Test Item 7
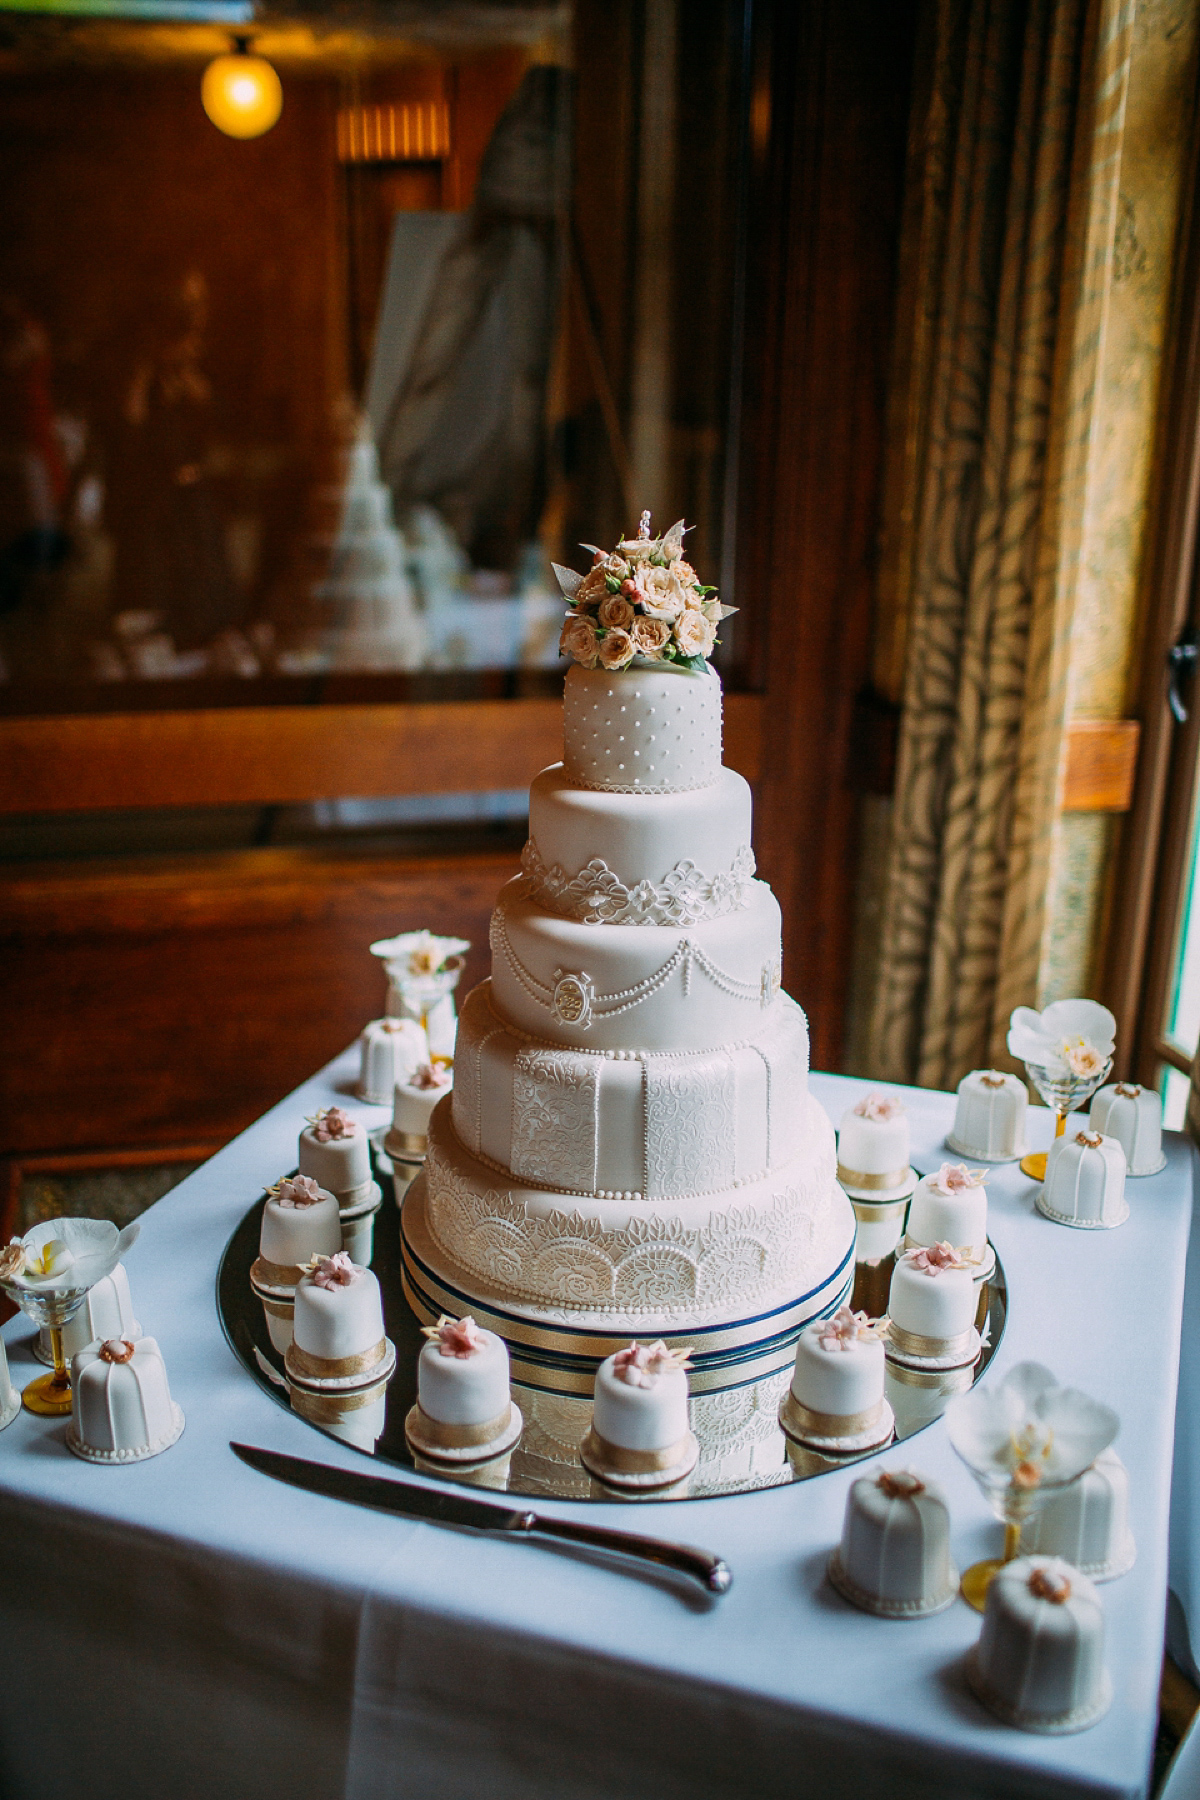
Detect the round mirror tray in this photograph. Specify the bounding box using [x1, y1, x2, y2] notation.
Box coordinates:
[219, 1184, 1005, 1505]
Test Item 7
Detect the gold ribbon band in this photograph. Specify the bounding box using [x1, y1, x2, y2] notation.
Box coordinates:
[251, 1255, 302, 1290]
[850, 1196, 910, 1224]
[290, 1380, 388, 1423]
[331, 1178, 377, 1210]
[286, 1337, 387, 1380]
[581, 1426, 692, 1475]
[385, 1131, 428, 1158]
[887, 1322, 976, 1360]
[411, 1403, 513, 1449]
[782, 1392, 884, 1437]
[837, 1163, 911, 1192]
[258, 1294, 294, 1320]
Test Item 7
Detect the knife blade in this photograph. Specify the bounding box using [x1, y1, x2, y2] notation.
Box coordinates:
[231, 1441, 732, 1595]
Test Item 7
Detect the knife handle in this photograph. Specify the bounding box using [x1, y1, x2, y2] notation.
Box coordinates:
[521, 1512, 732, 1594]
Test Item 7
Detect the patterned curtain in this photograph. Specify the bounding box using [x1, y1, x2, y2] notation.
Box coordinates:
[867, 0, 1133, 1088]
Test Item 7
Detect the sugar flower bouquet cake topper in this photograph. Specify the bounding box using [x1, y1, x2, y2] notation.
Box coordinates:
[852, 1093, 905, 1122]
[306, 1107, 358, 1142]
[1007, 999, 1116, 1080]
[612, 1339, 694, 1387]
[553, 510, 736, 673]
[305, 1251, 361, 1288]
[422, 1313, 486, 1358]
[268, 1175, 325, 1208]
[930, 1161, 988, 1195]
[410, 1061, 452, 1091]
[817, 1305, 883, 1351]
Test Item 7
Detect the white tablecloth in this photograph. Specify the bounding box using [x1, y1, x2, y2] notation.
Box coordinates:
[0, 1056, 1192, 1800]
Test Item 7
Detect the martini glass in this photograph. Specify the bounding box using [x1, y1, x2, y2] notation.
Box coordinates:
[0, 1219, 123, 1415]
[1018, 1055, 1112, 1182]
[946, 1360, 1118, 1611]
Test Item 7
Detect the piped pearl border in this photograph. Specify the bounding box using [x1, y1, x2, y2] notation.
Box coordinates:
[66, 1401, 185, 1464]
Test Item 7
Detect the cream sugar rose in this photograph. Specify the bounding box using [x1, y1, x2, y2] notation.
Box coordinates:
[885, 1242, 980, 1368]
[285, 1251, 394, 1389]
[581, 1340, 699, 1490]
[405, 1314, 522, 1464]
[780, 1305, 893, 1451]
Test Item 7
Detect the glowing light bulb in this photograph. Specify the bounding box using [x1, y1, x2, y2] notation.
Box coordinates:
[202, 39, 282, 140]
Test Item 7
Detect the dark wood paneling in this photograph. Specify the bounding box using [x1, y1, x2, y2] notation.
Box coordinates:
[0, 847, 515, 1156]
[739, 0, 917, 1070]
[0, 694, 764, 814]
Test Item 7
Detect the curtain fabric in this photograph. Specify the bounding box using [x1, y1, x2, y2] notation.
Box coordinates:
[867, 0, 1133, 1088]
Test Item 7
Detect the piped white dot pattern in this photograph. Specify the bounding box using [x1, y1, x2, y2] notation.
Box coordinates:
[563, 664, 723, 793]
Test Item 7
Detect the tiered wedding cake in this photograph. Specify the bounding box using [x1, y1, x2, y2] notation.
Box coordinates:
[400, 515, 855, 1392]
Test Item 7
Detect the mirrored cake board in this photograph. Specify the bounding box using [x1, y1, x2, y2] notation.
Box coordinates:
[218, 1179, 1006, 1505]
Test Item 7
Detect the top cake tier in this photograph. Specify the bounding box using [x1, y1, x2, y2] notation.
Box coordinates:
[562, 663, 722, 793]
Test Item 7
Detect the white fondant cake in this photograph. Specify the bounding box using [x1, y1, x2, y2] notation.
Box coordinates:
[299, 1109, 373, 1206]
[0, 1336, 18, 1430]
[906, 1164, 988, 1258]
[406, 1314, 521, 1462]
[836, 1094, 912, 1197]
[292, 1254, 384, 1362]
[968, 1557, 1110, 1732]
[388, 1062, 453, 1155]
[1089, 1082, 1164, 1175]
[829, 1467, 957, 1616]
[359, 1016, 429, 1105]
[1021, 1447, 1135, 1579]
[949, 1069, 1027, 1160]
[258, 1177, 342, 1276]
[67, 1336, 184, 1463]
[401, 646, 854, 1389]
[1040, 1130, 1128, 1229]
[581, 1340, 698, 1487]
[886, 1244, 978, 1363]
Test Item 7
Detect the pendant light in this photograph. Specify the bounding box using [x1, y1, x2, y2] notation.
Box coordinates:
[202, 35, 282, 140]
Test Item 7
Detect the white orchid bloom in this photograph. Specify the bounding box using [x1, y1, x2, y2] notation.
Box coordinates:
[0, 1218, 121, 1296]
[1007, 999, 1116, 1078]
[946, 1361, 1118, 1493]
[370, 930, 470, 987]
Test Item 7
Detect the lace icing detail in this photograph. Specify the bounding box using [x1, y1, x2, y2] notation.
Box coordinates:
[491, 908, 776, 1025]
[519, 837, 756, 927]
[510, 1050, 599, 1192]
[644, 1054, 737, 1194]
[425, 1133, 830, 1317]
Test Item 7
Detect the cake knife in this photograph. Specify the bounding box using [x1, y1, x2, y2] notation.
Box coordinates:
[231, 1442, 732, 1594]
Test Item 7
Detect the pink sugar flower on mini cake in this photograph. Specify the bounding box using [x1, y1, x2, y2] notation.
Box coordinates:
[411, 1062, 452, 1091]
[818, 1305, 877, 1352]
[272, 1175, 324, 1208]
[612, 1340, 693, 1387]
[852, 1093, 905, 1123]
[905, 1241, 964, 1275]
[930, 1162, 987, 1195]
[308, 1107, 356, 1143]
[309, 1252, 360, 1289]
[421, 1314, 485, 1358]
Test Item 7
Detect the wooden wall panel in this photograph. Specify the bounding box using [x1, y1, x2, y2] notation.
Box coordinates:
[0, 848, 515, 1157]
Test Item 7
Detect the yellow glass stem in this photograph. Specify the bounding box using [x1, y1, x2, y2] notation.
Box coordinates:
[1055, 1110, 1068, 1138]
[1003, 1520, 1022, 1562]
[48, 1326, 69, 1394]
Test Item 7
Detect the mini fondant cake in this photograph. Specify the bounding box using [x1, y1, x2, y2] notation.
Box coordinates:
[37, 1261, 141, 1367]
[837, 1093, 914, 1199]
[906, 1163, 989, 1261]
[299, 1108, 374, 1208]
[359, 1016, 429, 1105]
[967, 1557, 1111, 1732]
[257, 1176, 342, 1277]
[405, 1313, 522, 1463]
[886, 1243, 979, 1367]
[0, 1336, 18, 1431]
[1021, 1447, 1135, 1580]
[67, 1336, 184, 1464]
[948, 1069, 1027, 1161]
[828, 1467, 957, 1616]
[580, 1340, 699, 1489]
[385, 1061, 453, 1160]
[285, 1252, 392, 1388]
[779, 1305, 892, 1450]
[1039, 1130, 1128, 1230]
[1089, 1082, 1165, 1176]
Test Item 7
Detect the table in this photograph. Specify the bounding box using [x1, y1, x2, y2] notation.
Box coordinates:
[0, 1056, 1192, 1800]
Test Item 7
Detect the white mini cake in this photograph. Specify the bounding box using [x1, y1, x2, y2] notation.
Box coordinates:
[67, 1336, 184, 1464]
[828, 1467, 957, 1616]
[385, 1062, 453, 1159]
[1021, 1447, 1135, 1580]
[299, 1108, 374, 1208]
[906, 1163, 990, 1269]
[405, 1314, 522, 1463]
[256, 1176, 342, 1278]
[581, 1340, 699, 1488]
[780, 1305, 892, 1450]
[886, 1243, 979, 1367]
[285, 1252, 392, 1391]
[37, 1261, 141, 1366]
[1039, 1130, 1128, 1229]
[837, 1093, 914, 1199]
[967, 1557, 1111, 1733]
[0, 1336, 18, 1431]
[1089, 1082, 1165, 1176]
[359, 1016, 428, 1105]
[948, 1069, 1027, 1161]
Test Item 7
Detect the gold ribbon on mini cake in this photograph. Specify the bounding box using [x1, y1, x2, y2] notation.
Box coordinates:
[837, 1163, 911, 1192]
[386, 1130, 428, 1158]
[885, 1323, 977, 1360]
[250, 1254, 304, 1290]
[286, 1338, 387, 1380]
[780, 1393, 884, 1438]
[411, 1404, 513, 1449]
[291, 1381, 389, 1423]
[581, 1427, 692, 1475]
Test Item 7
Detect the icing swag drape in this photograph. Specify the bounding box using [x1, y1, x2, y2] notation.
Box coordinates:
[866, 0, 1133, 1088]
